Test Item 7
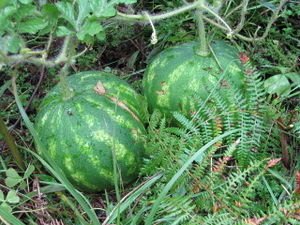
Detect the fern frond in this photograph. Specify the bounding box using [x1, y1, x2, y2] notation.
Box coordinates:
[154, 195, 196, 225]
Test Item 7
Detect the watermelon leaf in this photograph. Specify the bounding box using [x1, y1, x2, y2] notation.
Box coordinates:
[56, 26, 75, 37]
[76, 0, 91, 27]
[90, 0, 137, 17]
[77, 19, 104, 40]
[18, 0, 33, 4]
[55, 1, 76, 29]
[19, 17, 48, 34]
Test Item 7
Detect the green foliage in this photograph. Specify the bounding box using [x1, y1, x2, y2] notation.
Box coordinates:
[0, 0, 299, 224]
[126, 62, 298, 224]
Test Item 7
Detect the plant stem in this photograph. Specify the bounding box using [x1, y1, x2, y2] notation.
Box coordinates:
[199, 2, 233, 35]
[0, 115, 25, 170]
[233, 0, 249, 33]
[202, 0, 287, 41]
[116, 1, 200, 22]
[56, 36, 75, 101]
[195, 9, 209, 56]
[59, 63, 74, 101]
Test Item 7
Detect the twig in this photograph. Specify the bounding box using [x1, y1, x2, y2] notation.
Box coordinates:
[202, 0, 288, 41]
[233, 0, 249, 34]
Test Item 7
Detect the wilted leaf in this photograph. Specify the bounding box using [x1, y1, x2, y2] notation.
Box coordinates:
[267, 158, 281, 168]
[245, 216, 268, 224]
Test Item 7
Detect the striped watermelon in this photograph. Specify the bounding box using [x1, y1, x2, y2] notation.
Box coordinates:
[143, 40, 244, 121]
[35, 72, 146, 192]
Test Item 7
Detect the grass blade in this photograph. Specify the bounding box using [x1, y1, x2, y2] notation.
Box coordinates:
[104, 172, 163, 224]
[0, 80, 12, 97]
[0, 206, 25, 225]
[145, 129, 240, 225]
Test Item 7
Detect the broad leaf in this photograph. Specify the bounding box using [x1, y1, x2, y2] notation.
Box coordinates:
[0, 0, 8, 9]
[284, 72, 300, 85]
[96, 31, 106, 41]
[77, 19, 104, 40]
[264, 75, 291, 96]
[56, 26, 75, 37]
[0, 36, 9, 54]
[6, 168, 21, 179]
[6, 190, 20, 204]
[18, 0, 33, 4]
[19, 17, 47, 34]
[5, 177, 22, 187]
[90, 0, 136, 17]
[15, 4, 36, 21]
[2, 5, 17, 17]
[76, 0, 91, 27]
[8, 35, 21, 53]
[42, 4, 60, 20]
[56, 1, 76, 28]
[260, 1, 276, 12]
[5, 168, 22, 187]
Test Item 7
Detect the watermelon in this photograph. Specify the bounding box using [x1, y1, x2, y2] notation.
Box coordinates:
[35, 72, 146, 192]
[143, 40, 244, 121]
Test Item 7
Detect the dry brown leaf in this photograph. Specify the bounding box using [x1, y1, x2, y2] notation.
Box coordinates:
[267, 158, 281, 168]
[245, 216, 268, 225]
[295, 171, 300, 194]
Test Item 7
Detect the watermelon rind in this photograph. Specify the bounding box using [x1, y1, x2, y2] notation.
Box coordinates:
[143, 40, 244, 121]
[35, 72, 146, 192]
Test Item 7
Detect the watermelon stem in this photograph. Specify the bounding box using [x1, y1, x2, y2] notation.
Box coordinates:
[57, 36, 76, 100]
[60, 63, 74, 101]
[195, 9, 209, 56]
